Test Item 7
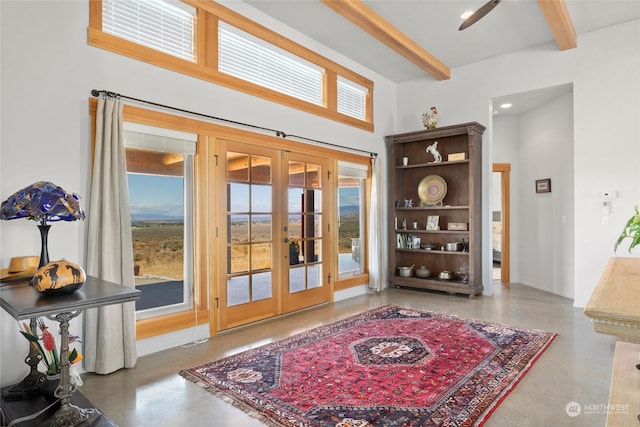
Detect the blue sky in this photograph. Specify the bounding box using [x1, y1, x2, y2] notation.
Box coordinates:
[128, 173, 184, 219]
[128, 175, 360, 220]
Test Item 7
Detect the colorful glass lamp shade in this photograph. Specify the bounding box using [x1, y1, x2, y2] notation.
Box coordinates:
[0, 181, 85, 268]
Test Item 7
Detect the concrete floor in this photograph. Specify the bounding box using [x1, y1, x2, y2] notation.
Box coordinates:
[79, 283, 619, 427]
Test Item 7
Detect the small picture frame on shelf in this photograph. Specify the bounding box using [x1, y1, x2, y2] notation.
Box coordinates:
[535, 178, 551, 193]
[426, 215, 440, 231]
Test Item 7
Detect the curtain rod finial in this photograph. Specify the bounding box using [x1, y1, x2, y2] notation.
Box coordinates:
[91, 89, 101, 97]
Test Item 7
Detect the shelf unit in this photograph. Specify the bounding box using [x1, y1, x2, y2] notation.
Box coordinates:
[385, 122, 485, 298]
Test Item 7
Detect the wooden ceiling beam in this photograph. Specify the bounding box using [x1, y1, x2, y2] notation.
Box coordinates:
[537, 0, 577, 50]
[321, 0, 450, 80]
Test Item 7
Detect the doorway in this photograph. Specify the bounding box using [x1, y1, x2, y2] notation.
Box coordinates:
[216, 141, 332, 330]
[492, 163, 510, 283]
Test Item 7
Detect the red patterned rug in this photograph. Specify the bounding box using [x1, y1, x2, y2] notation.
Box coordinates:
[180, 305, 556, 426]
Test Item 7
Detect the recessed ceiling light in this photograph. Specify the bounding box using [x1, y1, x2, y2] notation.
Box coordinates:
[500, 103, 512, 109]
[460, 11, 474, 20]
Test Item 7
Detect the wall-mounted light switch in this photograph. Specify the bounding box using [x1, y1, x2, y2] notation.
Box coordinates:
[602, 201, 611, 214]
[601, 191, 618, 200]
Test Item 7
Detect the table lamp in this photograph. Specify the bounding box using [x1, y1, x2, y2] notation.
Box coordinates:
[0, 181, 84, 400]
[0, 181, 85, 268]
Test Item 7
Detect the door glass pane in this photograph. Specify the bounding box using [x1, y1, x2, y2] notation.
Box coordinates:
[229, 214, 249, 243]
[251, 156, 271, 184]
[289, 161, 305, 186]
[229, 244, 249, 273]
[306, 163, 320, 188]
[228, 275, 250, 306]
[251, 185, 271, 212]
[252, 271, 272, 301]
[288, 239, 301, 265]
[251, 243, 272, 270]
[288, 216, 302, 239]
[289, 267, 305, 293]
[313, 214, 322, 237]
[251, 214, 272, 243]
[307, 264, 321, 289]
[313, 189, 321, 212]
[313, 239, 322, 262]
[228, 183, 249, 212]
[227, 152, 249, 181]
[288, 188, 303, 213]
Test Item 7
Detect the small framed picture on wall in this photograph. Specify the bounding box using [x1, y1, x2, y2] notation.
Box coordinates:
[535, 178, 551, 193]
[426, 215, 440, 231]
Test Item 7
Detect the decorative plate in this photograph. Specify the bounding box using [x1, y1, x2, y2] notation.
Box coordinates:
[418, 175, 447, 206]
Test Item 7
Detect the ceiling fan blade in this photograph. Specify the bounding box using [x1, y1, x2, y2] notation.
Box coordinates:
[459, 0, 502, 31]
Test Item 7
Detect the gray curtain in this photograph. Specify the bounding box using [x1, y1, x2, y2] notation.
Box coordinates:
[84, 96, 137, 374]
[368, 156, 386, 292]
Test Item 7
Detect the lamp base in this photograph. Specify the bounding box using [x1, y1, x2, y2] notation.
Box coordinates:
[3, 317, 46, 401]
[39, 403, 102, 427]
[2, 369, 45, 401]
[38, 224, 51, 268]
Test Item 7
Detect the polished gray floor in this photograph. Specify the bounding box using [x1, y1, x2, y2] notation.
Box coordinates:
[80, 283, 618, 426]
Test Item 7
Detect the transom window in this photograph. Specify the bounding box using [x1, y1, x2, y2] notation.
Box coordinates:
[89, 0, 374, 131]
[219, 22, 323, 106]
[337, 77, 367, 122]
[102, 0, 196, 62]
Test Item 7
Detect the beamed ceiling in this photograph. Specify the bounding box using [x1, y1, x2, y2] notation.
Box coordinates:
[245, 0, 640, 83]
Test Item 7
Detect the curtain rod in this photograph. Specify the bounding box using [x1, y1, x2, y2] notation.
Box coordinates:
[90, 90, 377, 158]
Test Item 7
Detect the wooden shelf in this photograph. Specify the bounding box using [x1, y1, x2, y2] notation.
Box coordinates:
[395, 206, 469, 211]
[396, 159, 470, 169]
[390, 276, 480, 297]
[395, 248, 469, 256]
[396, 229, 470, 235]
[386, 122, 484, 298]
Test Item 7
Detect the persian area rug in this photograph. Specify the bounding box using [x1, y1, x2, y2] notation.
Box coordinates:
[180, 305, 556, 427]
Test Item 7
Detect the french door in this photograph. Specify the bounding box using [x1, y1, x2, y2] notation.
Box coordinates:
[281, 152, 332, 313]
[216, 140, 332, 330]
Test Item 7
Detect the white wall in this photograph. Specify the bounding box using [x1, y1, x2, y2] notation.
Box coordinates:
[397, 20, 640, 306]
[0, 0, 396, 386]
[519, 94, 575, 298]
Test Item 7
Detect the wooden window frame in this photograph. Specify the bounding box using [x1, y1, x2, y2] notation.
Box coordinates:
[88, 0, 374, 132]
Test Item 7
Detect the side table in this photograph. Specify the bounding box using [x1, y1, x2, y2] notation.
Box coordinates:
[1, 385, 116, 427]
[0, 276, 140, 427]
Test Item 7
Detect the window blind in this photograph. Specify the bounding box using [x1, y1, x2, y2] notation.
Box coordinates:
[337, 77, 367, 121]
[102, 0, 195, 62]
[338, 161, 368, 179]
[123, 122, 196, 154]
[218, 21, 323, 106]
